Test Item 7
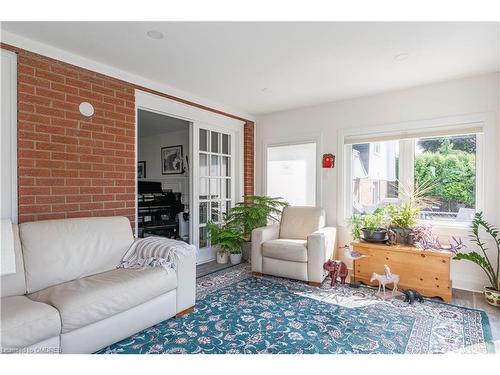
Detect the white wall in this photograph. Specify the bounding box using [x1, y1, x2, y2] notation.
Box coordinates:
[138, 128, 190, 205]
[256, 73, 500, 292]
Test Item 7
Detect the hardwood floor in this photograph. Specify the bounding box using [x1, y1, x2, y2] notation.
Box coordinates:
[196, 260, 237, 278]
[452, 288, 500, 342]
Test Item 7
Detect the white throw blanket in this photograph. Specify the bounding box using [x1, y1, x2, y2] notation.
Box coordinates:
[119, 236, 196, 272]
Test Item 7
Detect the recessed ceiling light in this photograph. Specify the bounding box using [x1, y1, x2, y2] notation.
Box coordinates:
[147, 30, 164, 40]
[394, 53, 410, 62]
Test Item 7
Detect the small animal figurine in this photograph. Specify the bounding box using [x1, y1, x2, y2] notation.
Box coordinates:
[323, 260, 348, 287]
[386, 229, 397, 246]
[370, 264, 400, 297]
[402, 289, 424, 304]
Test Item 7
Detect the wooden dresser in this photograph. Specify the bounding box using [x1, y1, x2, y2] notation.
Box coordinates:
[351, 241, 453, 302]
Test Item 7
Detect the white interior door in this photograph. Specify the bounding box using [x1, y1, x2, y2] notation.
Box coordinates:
[192, 122, 237, 264]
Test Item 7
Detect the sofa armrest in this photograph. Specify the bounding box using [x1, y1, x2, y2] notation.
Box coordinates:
[307, 227, 337, 283]
[175, 246, 197, 314]
[251, 224, 280, 273]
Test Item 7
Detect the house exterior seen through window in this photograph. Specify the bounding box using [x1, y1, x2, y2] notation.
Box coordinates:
[350, 133, 478, 223]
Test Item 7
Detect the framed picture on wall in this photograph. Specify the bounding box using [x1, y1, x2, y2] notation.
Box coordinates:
[137, 161, 146, 179]
[161, 145, 184, 175]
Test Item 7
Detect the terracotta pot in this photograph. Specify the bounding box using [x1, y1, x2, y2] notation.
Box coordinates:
[216, 251, 228, 264]
[230, 253, 242, 265]
[484, 286, 500, 307]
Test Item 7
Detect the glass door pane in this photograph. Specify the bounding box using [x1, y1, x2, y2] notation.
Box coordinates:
[195, 125, 235, 262]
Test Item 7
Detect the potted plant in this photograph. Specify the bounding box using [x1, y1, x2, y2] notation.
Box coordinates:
[454, 212, 500, 307]
[206, 222, 244, 265]
[225, 195, 288, 261]
[386, 202, 419, 244]
[348, 209, 388, 242]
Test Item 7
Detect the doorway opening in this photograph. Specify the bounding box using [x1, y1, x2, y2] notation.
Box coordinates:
[137, 109, 190, 242]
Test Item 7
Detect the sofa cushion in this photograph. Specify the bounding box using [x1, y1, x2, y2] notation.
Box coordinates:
[0, 295, 61, 349]
[279, 206, 325, 240]
[20, 216, 134, 293]
[29, 267, 177, 334]
[262, 239, 308, 262]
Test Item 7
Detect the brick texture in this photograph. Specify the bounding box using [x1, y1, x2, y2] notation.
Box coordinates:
[244, 121, 255, 195]
[1, 43, 255, 228]
[6, 46, 136, 226]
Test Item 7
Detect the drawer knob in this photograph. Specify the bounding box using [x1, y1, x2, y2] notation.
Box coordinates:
[421, 254, 426, 258]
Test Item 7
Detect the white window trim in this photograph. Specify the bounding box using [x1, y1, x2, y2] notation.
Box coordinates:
[337, 112, 496, 230]
[262, 133, 323, 207]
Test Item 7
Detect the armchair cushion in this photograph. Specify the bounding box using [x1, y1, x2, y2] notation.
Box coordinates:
[279, 206, 326, 240]
[262, 239, 308, 262]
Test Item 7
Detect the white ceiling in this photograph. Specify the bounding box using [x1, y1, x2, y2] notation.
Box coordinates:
[2, 22, 499, 115]
[138, 110, 189, 138]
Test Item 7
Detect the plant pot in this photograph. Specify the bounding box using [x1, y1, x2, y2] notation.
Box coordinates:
[391, 227, 413, 245]
[361, 228, 387, 243]
[241, 241, 252, 262]
[484, 286, 500, 307]
[230, 253, 242, 265]
[216, 251, 228, 264]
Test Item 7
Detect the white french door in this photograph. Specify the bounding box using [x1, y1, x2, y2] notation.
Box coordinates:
[192, 122, 237, 263]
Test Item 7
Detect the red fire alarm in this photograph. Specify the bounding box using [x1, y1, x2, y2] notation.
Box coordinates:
[322, 153, 335, 168]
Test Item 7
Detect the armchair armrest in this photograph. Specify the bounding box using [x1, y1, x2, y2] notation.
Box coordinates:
[251, 224, 280, 273]
[307, 227, 337, 283]
[175, 245, 197, 314]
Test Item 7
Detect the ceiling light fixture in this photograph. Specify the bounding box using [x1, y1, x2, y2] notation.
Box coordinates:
[146, 30, 164, 40]
[394, 53, 410, 62]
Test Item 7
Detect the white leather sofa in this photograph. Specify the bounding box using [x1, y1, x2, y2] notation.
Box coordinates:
[251, 206, 336, 286]
[0, 216, 196, 354]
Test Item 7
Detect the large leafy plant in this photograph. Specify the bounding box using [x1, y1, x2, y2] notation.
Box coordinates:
[206, 222, 244, 254]
[226, 195, 288, 240]
[454, 212, 500, 291]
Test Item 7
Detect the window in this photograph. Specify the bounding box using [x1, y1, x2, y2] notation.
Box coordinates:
[415, 134, 476, 222]
[266, 142, 316, 206]
[345, 127, 482, 224]
[352, 141, 399, 214]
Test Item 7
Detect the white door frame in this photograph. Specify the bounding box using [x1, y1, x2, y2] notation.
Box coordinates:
[1, 49, 18, 224]
[134, 90, 245, 263]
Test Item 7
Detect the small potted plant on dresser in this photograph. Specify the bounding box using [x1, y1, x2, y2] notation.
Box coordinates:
[454, 212, 500, 307]
[348, 209, 388, 243]
[206, 222, 244, 264]
[225, 195, 288, 261]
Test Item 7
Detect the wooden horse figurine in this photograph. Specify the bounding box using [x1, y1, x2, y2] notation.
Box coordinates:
[370, 264, 400, 297]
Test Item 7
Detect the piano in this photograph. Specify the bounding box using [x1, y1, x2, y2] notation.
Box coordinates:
[137, 181, 184, 239]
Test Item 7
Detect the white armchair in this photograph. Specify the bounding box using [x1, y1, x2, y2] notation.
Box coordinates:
[251, 206, 336, 286]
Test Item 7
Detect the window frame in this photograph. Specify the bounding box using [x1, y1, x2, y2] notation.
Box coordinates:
[263, 135, 322, 207]
[338, 113, 494, 229]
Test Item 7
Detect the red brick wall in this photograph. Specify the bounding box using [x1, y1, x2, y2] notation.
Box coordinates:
[10, 47, 136, 225]
[1, 43, 255, 228]
[244, 121, 255, 195]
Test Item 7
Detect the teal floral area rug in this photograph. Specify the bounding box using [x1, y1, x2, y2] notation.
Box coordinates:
[96, 264, 494, 354]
